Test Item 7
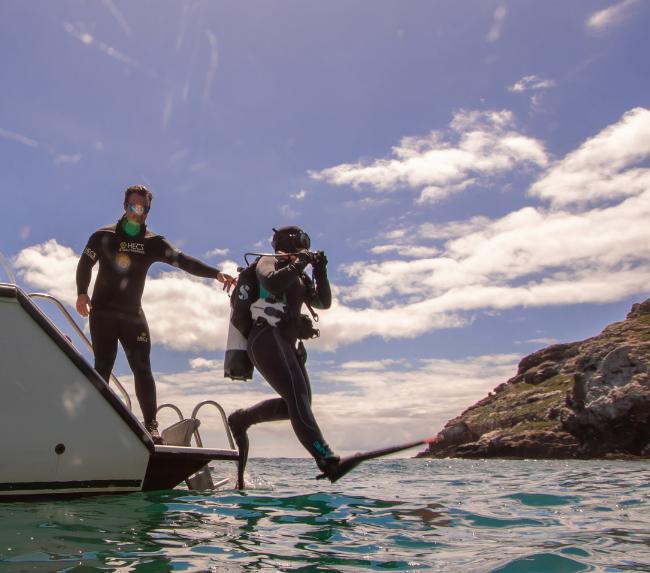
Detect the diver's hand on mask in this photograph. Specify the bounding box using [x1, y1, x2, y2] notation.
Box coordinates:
[296, 250, 315, 266]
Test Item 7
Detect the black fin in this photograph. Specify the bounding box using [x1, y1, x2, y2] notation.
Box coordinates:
[316, 438, 426, 483]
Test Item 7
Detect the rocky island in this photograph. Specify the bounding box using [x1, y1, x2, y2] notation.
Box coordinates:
[418, 298, 650, 459]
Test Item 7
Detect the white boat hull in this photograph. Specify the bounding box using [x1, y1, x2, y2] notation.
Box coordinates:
[0, 284, 237, 499]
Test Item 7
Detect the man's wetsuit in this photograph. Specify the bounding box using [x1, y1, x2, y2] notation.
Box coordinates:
[76, 217, 222, 426]
[235, 254, 333, 460]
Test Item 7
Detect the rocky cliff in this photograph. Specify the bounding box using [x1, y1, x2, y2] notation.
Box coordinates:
[418, 298, 650, 459]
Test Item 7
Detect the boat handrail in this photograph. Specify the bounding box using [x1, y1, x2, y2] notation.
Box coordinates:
[157, 400, 235, 450]
[157, 403, 185, 421]
[190, 400, 235, 450]
[28, 293, 133, 411]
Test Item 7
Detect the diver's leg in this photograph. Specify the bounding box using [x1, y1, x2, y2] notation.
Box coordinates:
[227, 326, 285, 488]
[89, 310, 119, 384]
[250, 326, 335, 461]
[228, 395, 291, 487]
[121, 313, 161, 443]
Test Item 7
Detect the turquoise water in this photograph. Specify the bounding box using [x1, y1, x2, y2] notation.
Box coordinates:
[1, 458, 650, 572]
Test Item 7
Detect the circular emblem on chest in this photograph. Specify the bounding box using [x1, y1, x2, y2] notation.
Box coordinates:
[116, 252, 131, 270]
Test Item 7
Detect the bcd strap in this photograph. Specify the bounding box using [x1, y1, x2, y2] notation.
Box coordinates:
[304, 301, 319, 323]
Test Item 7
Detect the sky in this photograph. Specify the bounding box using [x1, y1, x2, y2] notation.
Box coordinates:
[1, 0, 649, 458]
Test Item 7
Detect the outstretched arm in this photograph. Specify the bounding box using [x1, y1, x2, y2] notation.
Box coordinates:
[160, 239, 234, 289]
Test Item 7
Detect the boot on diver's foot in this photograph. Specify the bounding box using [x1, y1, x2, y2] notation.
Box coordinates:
[316, 455, 345, 483]
[145, 420, 165, 445]
[228, 409, 250, 490]
[316, 454, 368, 483]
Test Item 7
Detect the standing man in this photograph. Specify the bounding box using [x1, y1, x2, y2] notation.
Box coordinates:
[76, 185, 233, 443]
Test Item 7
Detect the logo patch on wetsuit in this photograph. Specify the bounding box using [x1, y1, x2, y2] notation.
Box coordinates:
[84, 247, 97, 261]
[119, 241, 145, 255]
[238, 284, 250, 301]
[137, 331, 149, 343]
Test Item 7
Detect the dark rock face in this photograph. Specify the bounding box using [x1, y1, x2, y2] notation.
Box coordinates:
[418, 298, 650, 459]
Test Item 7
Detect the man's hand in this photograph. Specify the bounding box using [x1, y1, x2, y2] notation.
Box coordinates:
[76, 294, 91, 317]
[217, 272, 236, 293]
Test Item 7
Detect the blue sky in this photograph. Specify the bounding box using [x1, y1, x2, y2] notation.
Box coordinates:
[2, 0, 649, 457]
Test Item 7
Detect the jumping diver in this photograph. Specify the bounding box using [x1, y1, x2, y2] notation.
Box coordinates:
[227, 226, 343, 488]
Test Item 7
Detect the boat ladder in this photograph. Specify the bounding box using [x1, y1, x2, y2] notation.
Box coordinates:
[157, 401, 236, 490]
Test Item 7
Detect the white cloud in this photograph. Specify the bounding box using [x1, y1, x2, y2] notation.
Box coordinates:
[63, 22, 158, 79]
[340, 192, 650, 312]
[0, 127, 39, 148]
[131, 271, 231, 351]
[101, 0, 132, 36]
[416, 179, 476, 205]
[487, 3, 507, 43]
[279, 204, 299, 218]
[13, 240, 79, 302]
[586, 0, 640, 33]
[205, 247, 230, 257]
[339, 359, 407, 370]
[343, 196, 393, 210]
[291, 190, 307, 200]
[310, 109, 547, 204]
[508, 75, 556, 93]
[189, 357, 223, 370]
[53, 153, 82, 166]
[418, 216, 492, 240]
[530, 107, 650, 206]
[370, 244, 440, 258]
[202, 30, 219, 109]
[517, 337, 559, 346]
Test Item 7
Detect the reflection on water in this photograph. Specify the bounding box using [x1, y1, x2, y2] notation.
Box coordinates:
[1, 459, 650, 571]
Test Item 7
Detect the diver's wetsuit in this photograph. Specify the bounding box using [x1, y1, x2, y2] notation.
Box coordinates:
[76, 217, 221, 425]
[240, 254, 333, 460]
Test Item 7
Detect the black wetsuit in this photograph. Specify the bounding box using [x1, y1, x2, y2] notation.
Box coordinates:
[242, 255, 333, 460]
[76, 217, 221, 425]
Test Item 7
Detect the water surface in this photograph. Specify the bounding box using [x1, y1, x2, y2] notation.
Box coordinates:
[1, 459, 649, 571]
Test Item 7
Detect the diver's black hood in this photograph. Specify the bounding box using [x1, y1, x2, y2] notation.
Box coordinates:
[271, 226, 310, 253]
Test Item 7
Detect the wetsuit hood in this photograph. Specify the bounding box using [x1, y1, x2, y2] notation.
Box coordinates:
[272, 226, 310, 253]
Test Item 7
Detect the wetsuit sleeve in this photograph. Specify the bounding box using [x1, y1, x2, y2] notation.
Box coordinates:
[256, 255, 309, 296]
[157, 238, 221, 278]
[306, 269, 332, 310]
[76, 233, 100, 295]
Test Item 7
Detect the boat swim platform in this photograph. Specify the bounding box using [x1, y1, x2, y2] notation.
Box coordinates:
[0, 282, 238, 499]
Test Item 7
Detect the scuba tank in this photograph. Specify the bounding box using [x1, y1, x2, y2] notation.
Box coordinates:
[224, 261, 259, 380]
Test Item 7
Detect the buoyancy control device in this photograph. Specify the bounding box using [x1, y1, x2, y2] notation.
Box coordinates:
[223, 253, 321, 380]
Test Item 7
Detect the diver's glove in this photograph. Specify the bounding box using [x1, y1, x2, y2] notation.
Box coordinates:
[311, 251, 328, 280]
[311, 250, 327, 269]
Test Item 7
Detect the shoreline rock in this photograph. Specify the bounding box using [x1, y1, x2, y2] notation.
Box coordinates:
[418, 298, 650, 460]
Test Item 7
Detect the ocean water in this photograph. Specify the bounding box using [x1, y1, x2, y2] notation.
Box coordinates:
[1, 458, 649, 572]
